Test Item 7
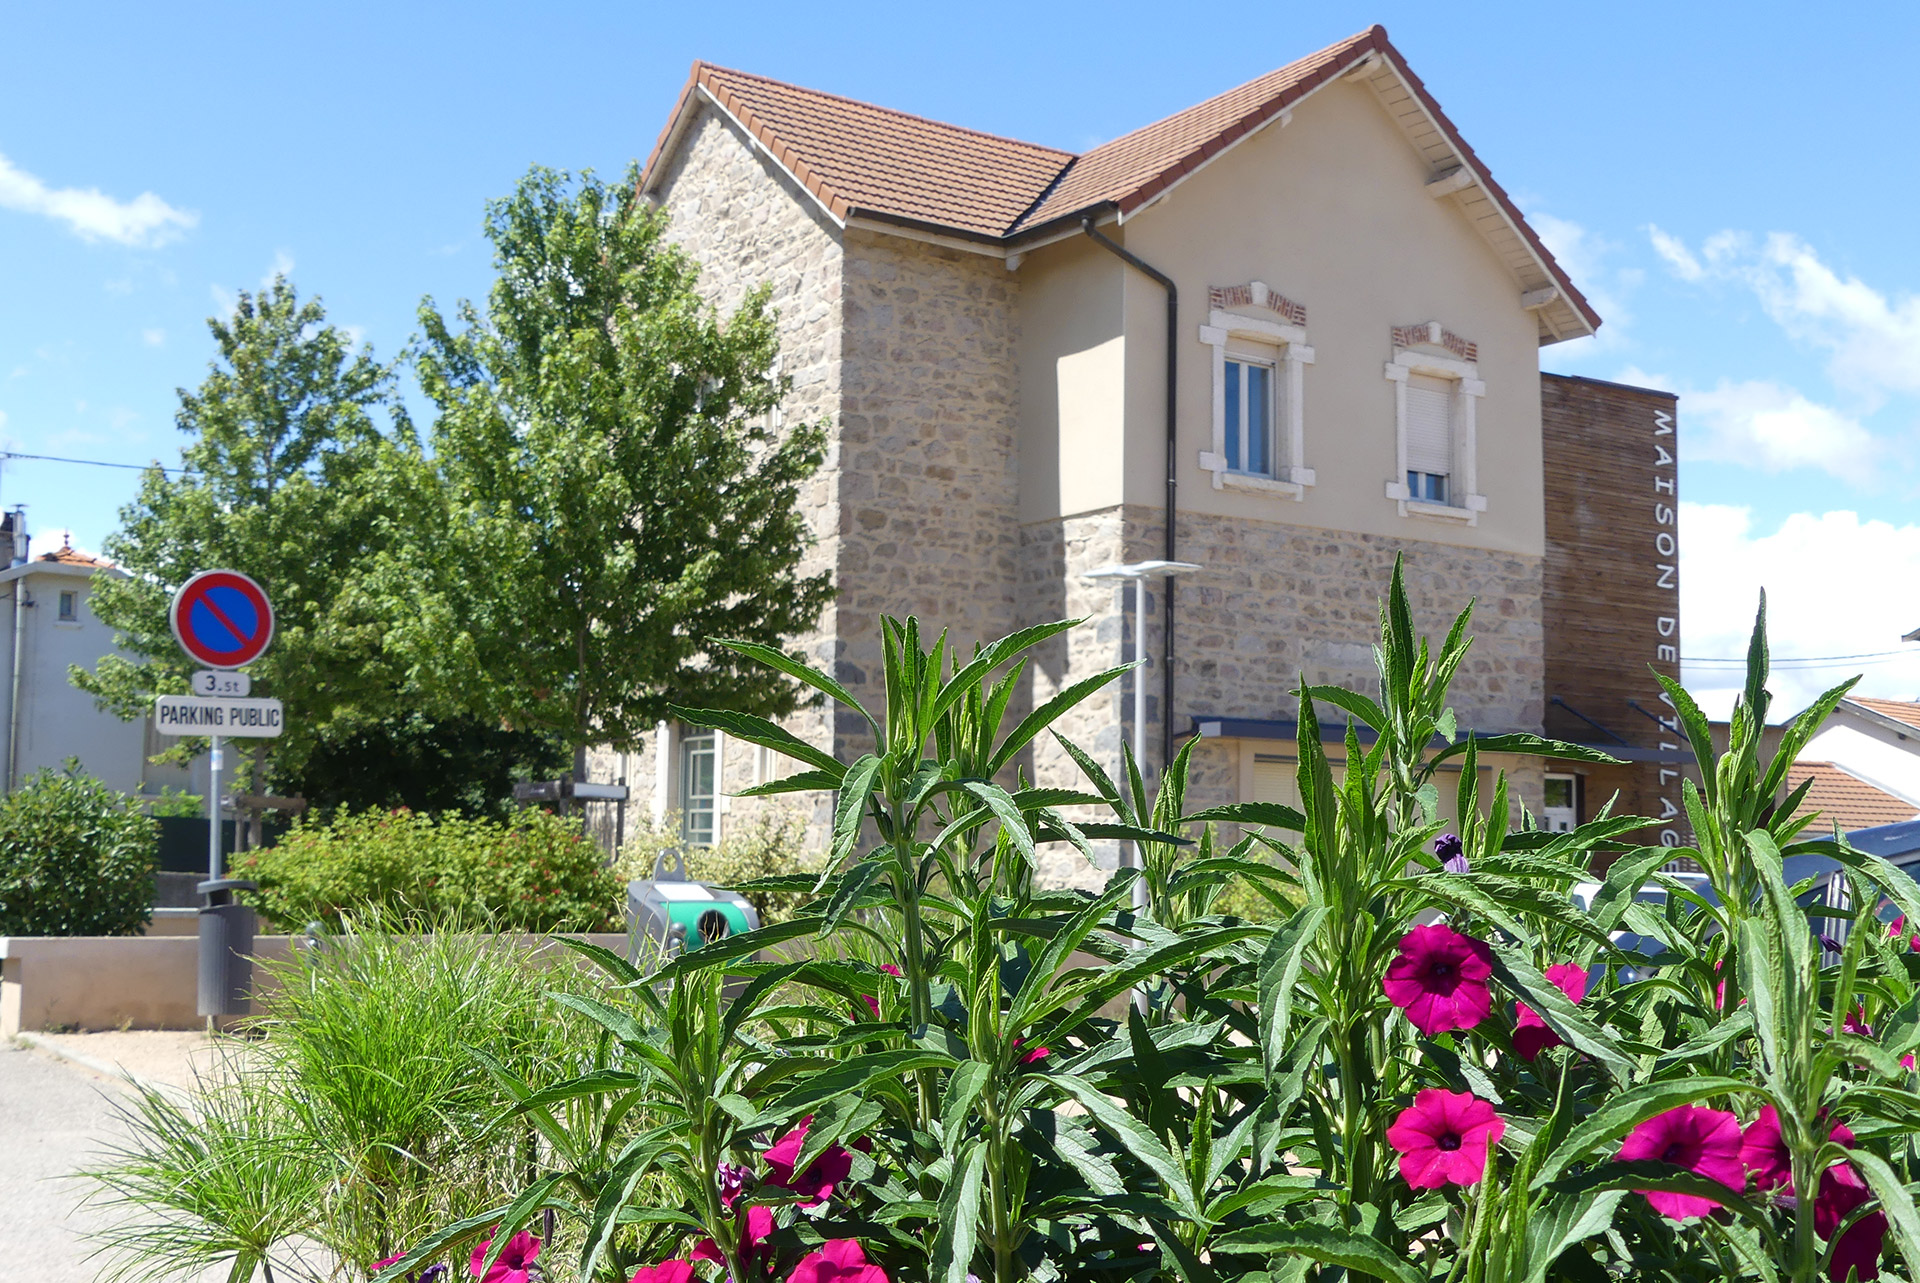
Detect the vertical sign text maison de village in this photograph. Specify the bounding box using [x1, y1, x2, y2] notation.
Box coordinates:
[1650, 408, 1682, 845]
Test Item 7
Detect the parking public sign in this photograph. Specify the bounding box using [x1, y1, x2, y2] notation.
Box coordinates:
[170, 570, 275, 670]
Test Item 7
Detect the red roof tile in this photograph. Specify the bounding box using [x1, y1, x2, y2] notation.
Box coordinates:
[641, 29, 1596, 335]
[36, 545, 111, 568]
[1849, 697, 1920, 733]
[1786, 761, 1920, 832]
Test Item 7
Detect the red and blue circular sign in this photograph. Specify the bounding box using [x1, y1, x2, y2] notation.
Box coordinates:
[170, 570, 275, 670]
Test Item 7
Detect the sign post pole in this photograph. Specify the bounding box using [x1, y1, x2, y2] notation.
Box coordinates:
[207, 734, 223, 883]
[163, 569, 278, 1024]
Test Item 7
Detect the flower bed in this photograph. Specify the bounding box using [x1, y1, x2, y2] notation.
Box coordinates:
[93, 566, 1920, 1283]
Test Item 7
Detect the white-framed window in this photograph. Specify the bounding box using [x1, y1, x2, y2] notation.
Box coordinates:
[1198, 283, 1315, 497]
[1383, 324, 1486, 524]
[56, 590, 77, 622]
[679, 731, 717, 847]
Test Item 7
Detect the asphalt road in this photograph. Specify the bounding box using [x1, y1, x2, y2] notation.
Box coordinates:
[0, 1041, 230, 1283]
[2, 1040, 134, 1282]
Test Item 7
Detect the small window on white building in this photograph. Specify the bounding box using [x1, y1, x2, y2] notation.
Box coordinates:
[57, 591, 77, 622]
[1403, 373, 1453, 506]
[1384, 322, 1487, 524]
[679, 731, 717, 847]
[1198, 283, 1315, 497]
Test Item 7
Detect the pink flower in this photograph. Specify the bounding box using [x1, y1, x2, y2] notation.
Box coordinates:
[788, 1239, 888, 1283]
[1817, 1164, 1887, 1282]
[1617, 1106, 1744, 1220]
[469, 1230, 540, 1283]
[1890, 916, 1920, 951]
[691, 1204, 774, 1265]
[630, 1262, 696, 1283]
[1512, 963, 1588, 1062]
[1386, 1088, 1505, 1189]
[1383, 925, 1495, 1036]
[1741, 1105, 1855, 1194]
[859, 964, 903, 1019]
[763, 1120, 855, 1206]
[1011, 1037, 1051, 1066]
[1844, 1008, 1874, 1037]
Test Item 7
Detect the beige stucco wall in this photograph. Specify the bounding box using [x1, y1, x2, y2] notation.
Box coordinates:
[1016, 236, 1127, 524]
[1014, 77, 1545, 556]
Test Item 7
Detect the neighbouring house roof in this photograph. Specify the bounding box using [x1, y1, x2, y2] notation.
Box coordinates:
[36, 544, 112, 568]
[1786, 761, 1920, 832]
[1848, 696, 1920, 733]
[641, 25, 1597, 343]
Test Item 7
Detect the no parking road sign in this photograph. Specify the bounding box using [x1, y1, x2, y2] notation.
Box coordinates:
[170, 570, 275, 670]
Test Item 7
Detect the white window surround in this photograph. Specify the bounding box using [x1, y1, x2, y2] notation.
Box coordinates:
[1197, 302, 1315, 498]
[1383, 346, 1487, 525]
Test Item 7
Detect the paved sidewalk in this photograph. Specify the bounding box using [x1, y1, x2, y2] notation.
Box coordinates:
[2, 1038, 226, 1282]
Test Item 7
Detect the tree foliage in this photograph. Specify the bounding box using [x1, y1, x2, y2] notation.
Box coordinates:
[395, 164, 833, 759]
[76, 278, 423, 776]
[0, 764, 157, 936]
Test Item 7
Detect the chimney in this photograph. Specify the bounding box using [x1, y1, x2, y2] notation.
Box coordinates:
[8, 507, 26, 567]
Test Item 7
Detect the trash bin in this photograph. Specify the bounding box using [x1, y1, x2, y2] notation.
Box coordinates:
[627, 850, 760, 962]
[197, 878, 258, 1017]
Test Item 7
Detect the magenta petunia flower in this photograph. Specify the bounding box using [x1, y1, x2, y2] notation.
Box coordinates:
[1741, 1105, 1856, 1194]
[763, 1119, 855, 1206]
[1512, 963, 1589, 1062]
[1844, 1008, 1874, 1037]
[1383, 925, 1495, 1036]
[1890, 916, 1920, 951]
[691, 1203, 775, 1266]
[1386, 1088, 1505, 1189]
[788, 1238, 889, 1283]
[468, 1230, 540, 1283]
[375, 1255, 404, 1273]
[1617, 1105, 1744, 1220]
[629, 1262, 696, 1283]
[1817, 1164, 1887, 1282]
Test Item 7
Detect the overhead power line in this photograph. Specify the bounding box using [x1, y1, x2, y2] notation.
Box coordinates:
[1, 450, 193, 475]
[1683, 649, 1915, 667]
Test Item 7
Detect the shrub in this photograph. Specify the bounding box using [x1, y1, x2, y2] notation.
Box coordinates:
[236, 806, 619, 933]
[0, 764, 157, 937]
[614, 809, 820, 924]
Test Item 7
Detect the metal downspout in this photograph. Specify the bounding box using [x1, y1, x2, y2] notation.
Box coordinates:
[1081, 214, 1179, 767]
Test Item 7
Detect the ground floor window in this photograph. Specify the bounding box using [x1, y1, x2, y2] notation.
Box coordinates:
[679, 731, 717, 847]
[1543, 773, 1578, 833]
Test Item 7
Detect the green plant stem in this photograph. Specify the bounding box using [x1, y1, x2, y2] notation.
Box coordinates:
[985, 1085, 1015, 1283]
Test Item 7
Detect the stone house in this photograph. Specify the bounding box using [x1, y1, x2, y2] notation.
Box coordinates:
[591, 25, 1685, 881]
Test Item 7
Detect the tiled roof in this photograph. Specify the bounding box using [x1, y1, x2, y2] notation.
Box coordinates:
[36, 545, 111, 568]
[1010, 29, 1376, 232]
[1786, 761, 1920, 832]
[640, 29, 1596, 335]
[1849, 696, 1920, 733]
[645, 63, 1073, 239]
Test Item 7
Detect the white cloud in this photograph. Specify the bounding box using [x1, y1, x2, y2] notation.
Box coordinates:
[141, 328, 165, 347]
[210, 283, 237, 316]
[1682, 502, 1920, 715]
[0, 152, 197, 247]
[1647, 224, 1703, 282]
[1683, 379, 1879, 484]
[1649, 227, 1920, 404]
[263, 250, 294, 286]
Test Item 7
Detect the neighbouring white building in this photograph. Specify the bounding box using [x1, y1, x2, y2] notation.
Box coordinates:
[0, 512, 177, 796]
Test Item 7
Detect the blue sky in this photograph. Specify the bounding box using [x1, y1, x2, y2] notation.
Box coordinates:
[4, 0, 1918, 712]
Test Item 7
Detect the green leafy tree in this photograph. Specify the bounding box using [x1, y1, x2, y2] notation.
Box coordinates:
[77, 278, 426, 780]
[398, 165, 833, 765]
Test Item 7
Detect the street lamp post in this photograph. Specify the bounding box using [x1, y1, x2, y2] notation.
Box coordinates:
[1082, 560, 1202, 915]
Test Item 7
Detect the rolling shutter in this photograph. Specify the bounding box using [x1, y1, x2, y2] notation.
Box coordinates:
[1404, 374, 1453, 475]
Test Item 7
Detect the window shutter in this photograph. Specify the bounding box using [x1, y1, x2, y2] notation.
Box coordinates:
[1404, 374, 1453, 475]
[1251, 756, 1302, 810]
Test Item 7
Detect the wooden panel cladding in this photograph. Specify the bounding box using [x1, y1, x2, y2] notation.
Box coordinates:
[1540, 374, 1685, 846]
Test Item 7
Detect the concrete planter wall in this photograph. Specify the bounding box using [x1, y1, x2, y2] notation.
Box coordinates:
[0, 931, 632, 1037]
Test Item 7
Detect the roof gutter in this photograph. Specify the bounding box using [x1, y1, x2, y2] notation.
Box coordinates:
[1080, 214, 1179, 770]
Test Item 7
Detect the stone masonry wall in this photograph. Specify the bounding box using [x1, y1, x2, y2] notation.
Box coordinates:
[1013, 504, 1548, 880]
[586, 103, 847, 853]
[828, 228, 1024, 757]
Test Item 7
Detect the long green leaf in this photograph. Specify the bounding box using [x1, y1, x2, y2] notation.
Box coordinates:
[1052, 1073, 1201, 1219]
[669, 705, 845, 778]
[1184, 801, 1308, 832]
[1257, 905, 1326, 1081]
[989, 664, 1130, 773]
[1532, 1076, 1753, 1188]
[929, 1139, 987, 1283]
[711, 637, 878, 734]
[1433, 733, 1622, 766]
[1208, 1224, 1424, 1283]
